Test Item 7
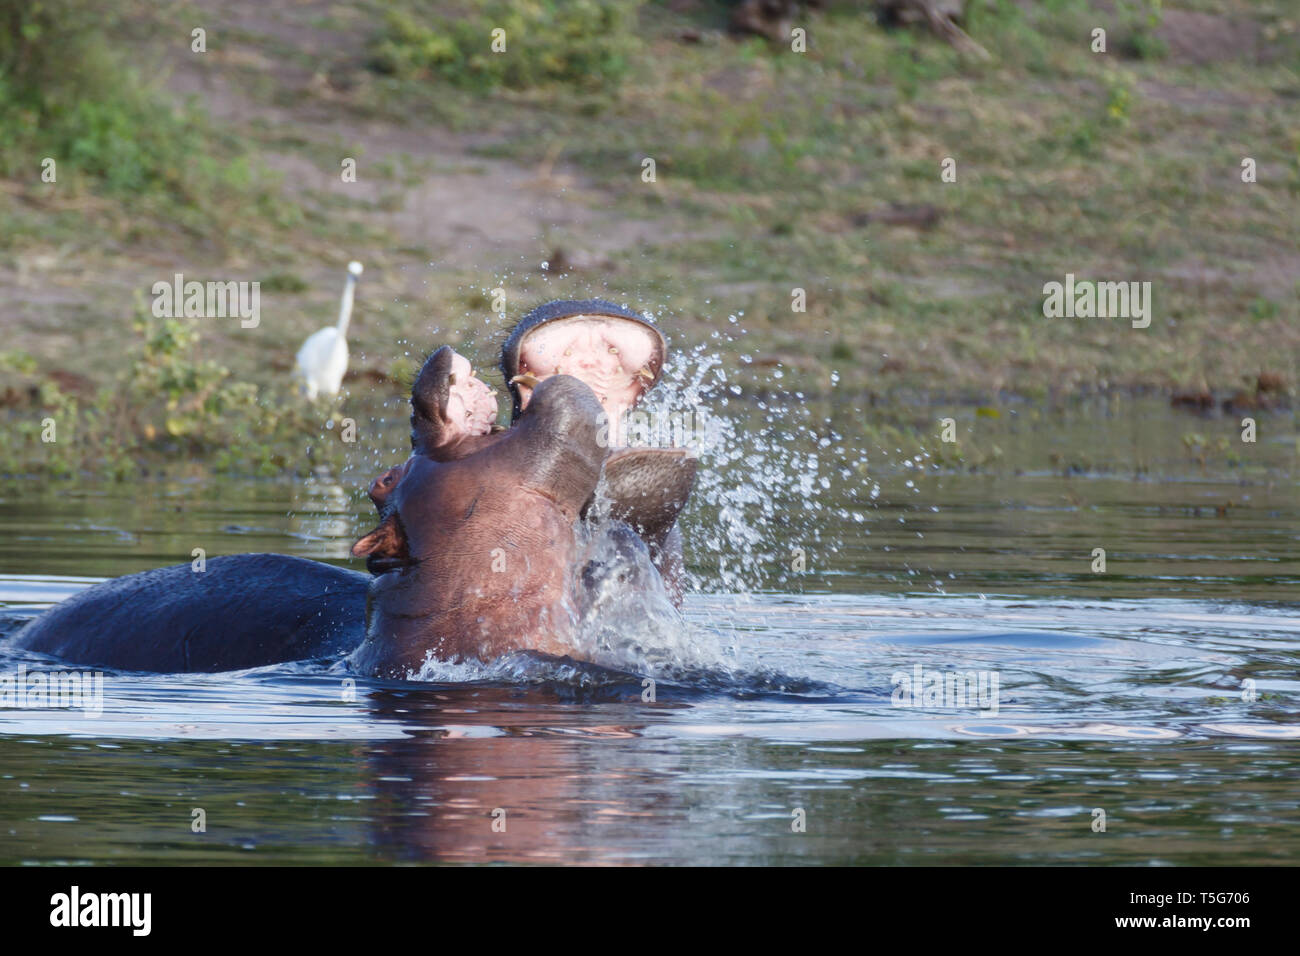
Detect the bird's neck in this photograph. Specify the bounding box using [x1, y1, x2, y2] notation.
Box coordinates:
[336, 279, 357, 337]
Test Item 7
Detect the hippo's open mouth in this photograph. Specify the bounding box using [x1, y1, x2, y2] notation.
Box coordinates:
[502, 302, 666, 432]
[444, 351, 498, 438]
[409, 345, 501, 457]
[511, 317, 660, 421]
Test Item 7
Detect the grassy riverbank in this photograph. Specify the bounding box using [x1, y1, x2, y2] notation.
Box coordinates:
[1, 0, 1297, 476]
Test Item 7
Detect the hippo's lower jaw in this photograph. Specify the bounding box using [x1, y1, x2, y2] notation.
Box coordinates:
[590, 446, 697, 608]
[598, 447, 698, 542]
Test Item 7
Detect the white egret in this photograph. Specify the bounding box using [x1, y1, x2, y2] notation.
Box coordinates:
[295, 260, 363, 401]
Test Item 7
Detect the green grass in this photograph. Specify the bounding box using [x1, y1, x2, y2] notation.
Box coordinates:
[0, 0, 301, 253]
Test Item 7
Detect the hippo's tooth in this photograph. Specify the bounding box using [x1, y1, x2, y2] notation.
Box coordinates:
[510, 373, 541, 388]
[636, 365, 655, 383]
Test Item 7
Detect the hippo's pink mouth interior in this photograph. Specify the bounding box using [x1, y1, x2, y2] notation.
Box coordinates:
[445, 351, 499, 440]
[512, 316, 662, 429]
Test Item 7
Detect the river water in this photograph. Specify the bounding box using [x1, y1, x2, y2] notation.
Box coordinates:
[0, 396, 1296, 864]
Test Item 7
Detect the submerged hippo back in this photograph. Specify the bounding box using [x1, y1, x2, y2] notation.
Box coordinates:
[11, 553, 368, 672]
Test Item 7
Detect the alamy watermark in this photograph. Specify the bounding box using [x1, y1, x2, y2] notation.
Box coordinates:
[1, 663, 103, 717]
[597, 405, 723, 451]
[1042, 273, 1151, 329]
[50, 886, 150, 936]
[152, 273, 260, 328]
[892, 664, 1000, 716]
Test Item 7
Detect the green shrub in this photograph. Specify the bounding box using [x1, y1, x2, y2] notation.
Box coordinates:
[0, 309, 342, 479]
[370, 0, 645, 92]
[1, 2, 183, 191]
[1116, 0, 1167, 60]
[0, 0, 284, 239]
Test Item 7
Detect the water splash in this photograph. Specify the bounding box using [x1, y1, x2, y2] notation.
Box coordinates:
[636, 313, 861, 595]
[569, 517, 731, 678]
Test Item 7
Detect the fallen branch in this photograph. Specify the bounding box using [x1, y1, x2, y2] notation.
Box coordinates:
[878, 1, 992, 61]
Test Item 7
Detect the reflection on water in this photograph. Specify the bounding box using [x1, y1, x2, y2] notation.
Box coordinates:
[0, 397, 1296, 864]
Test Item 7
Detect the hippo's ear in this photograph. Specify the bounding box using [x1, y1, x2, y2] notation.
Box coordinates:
[351, 513, 407, 559]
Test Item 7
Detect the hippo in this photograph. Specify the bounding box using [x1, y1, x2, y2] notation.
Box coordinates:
[11, 369, 612, 677]
[372, 302, 698, 602]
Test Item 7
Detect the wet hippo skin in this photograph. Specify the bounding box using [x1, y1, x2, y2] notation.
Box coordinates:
[12, 553, 367, 672]
[350, 373, 608, 675]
